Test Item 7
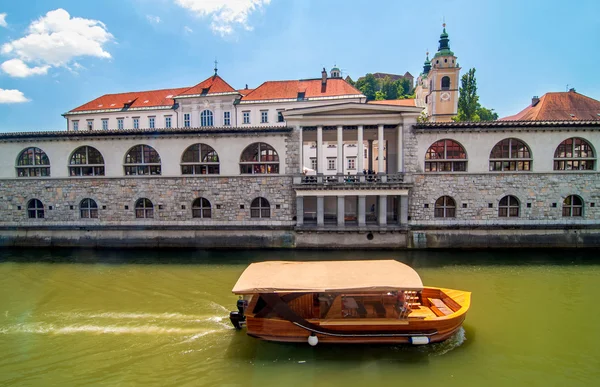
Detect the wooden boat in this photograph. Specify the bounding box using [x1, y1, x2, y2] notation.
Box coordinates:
[229, 260, 470, 345]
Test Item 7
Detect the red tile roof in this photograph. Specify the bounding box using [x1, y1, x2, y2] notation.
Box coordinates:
[69, 87, 190, 112]
[241, 78, 363, 101]
[176, 75, 237, 97]
[368, 99, 417, 107]
[501, 91, 600, 121]
[237, 88, 255, 96]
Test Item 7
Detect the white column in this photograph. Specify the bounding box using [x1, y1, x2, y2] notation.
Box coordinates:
[317, 196, 324, 227]
[337, 196, 345, 226]
[317, 125, 324, 174]
[358, 195, 366, 227]
[397, 124, 403, 173]
[298, 125, 303, 174]
[191, 106, 199, 127]
[337, 125, 343, 174]
[379, 195, 387, 226]
[378, 124, 384, 174]
[296, 196, 304, 226]
[357, 125, 364, 173]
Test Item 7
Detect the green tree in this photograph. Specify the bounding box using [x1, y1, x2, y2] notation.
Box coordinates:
[476, 106, 499, 121]
[355, 73, 377, 101]
[380, 77, 397, 100]
[375, 90, 386, 100]
[395, 78, 412, 98]
[455, 68, 479, 121]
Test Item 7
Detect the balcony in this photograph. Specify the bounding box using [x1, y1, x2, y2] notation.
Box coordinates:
[293, 173, 409, 186]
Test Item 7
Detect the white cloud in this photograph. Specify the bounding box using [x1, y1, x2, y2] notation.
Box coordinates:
[0, 88, 29, 103]
[1, 59, 50, 77]
[1, 8, 113, 77]
[184, 26, 193, 34]
[174, 0, 271, 36]
[146, 15, 161, 24]
[0, 13, 7, 28]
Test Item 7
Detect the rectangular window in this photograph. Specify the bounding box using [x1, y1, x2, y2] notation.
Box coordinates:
[310, 158, 317, 170]
[261, 110, 268, 123]
[223, 111, 231, 126]
[149, 117, 155, 128]
[86, 120, 93, 130]
[347, 158, 356, 170]
[277, 110, 284, 123]
[102, 119, 108, 130]
[243, 111, 250, 124]
[117, 118, 124, 130]
[165, 116, 172, 128]
[72, 121, 79, 131]
[184, 113, 190, 127]
[133, 117, 139, 129]
[327, 158, 336, 170]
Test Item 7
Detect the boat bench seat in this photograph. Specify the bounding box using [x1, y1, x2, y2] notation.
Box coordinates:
[428, 298, 453, 317]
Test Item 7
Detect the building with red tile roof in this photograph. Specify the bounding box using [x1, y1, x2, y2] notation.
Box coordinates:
[500, 90, 600, 121]
[239, 78, 363, 103]
[69, 87, 189, 113]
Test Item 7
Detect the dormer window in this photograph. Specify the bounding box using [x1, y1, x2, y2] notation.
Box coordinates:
[201, 88, 210, 95]
[297, 92, 305, 100]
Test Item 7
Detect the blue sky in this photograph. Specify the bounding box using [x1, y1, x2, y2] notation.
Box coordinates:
[0, 0, 598, 132]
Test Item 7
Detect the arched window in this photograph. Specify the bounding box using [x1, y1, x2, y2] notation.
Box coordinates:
[124, 145, 161, 175]
[441, 76, 450, 90]
[250, 197, 270, 218]
[181, 144, 219, 174]
[80, 198, 98, 219]
[16, 147, 50, 177]
[434, 196, 456, 218]
[69, 146, 105, 176]
[135, 198, 154, 219]
[27, 199, 44, 219]
[553, 137, 595, 170]
[425, 139, 467, 172]
[489, 138, 532, 171]
[192, 197, 211, 218]
[498, 195, 520, 217]
[200, 110, 213, 127]
[563, 195, 583, 217]
[240, 142, 279, 174]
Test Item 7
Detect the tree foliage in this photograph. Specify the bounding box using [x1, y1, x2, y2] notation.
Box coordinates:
[453, 68, 498, 122]
[354, 73, 414, 101]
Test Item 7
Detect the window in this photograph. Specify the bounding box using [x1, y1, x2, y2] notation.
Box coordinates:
[181, 143, 220, 174]
[250, 197, 270, 218]
[553, 137, 595, 170]
[347, 158, 356, 170]
[165, 116, 172, 128]
[149, 117, 155, 129]
[489, 138, 532, 171]
[124, 145, 161, 175]
[135, 198, 154, 218]
[563, 195, 583, 217]
[327, 158, 336, 170]
[87, 120, 93, 130]
[434, 196, 456, 218]
[117, 118, 124, 130]
[102, 119, 108, 130]
[184, 113, 191, 127]
[69, 146, 105, 176]
[261, 110, 268, 123]
[223, 111, 231, 126]
[498, 195, 520, 217]
[80, 198, 98, 219]
[240, 142, 279, 174]
[192, 197, 211, 218]
[27, 199, 44, 219]
[243, 111, 250, 124]
[441, 76, 450, 90]
[297, 92, 305, 100]
[311, 158, 317, 170]
[277, 110, 284, 123]
[133, 118, 139, 129]
[200, 110, 213, 127]
[425, 139, 467, 172]
[72, 121, 79, 131]
[16, 147, 50, 177]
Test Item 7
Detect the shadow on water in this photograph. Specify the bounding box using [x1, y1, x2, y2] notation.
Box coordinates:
[1, 247, 599, 267]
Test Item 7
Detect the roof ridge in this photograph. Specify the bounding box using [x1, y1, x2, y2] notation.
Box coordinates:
[98, 86, 191, 97]
[532, 93, 549, 120]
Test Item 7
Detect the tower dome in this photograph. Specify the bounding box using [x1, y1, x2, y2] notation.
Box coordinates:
[330, 65, 341, 79]
[422, 52, 431, 75]
[434, 24, 454, 58]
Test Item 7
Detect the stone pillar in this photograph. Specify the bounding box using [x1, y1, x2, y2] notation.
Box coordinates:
[337, 125, 344, 174]
[358, 195, 366, 227]
[368, 140, 374, 172]
[317, 125, 323, 174]
[296, 196, 304, 226]
[337, 196, 345, 226]
[379, 195, 387, 226]
[396, 196, 402, 225]
[191, 106, 199, 127]
[378, 124, 384, 174]
[397, 124, 403, 173]
[298, 125, 303, 174]
[317, 196, 324, 227]
[357, 125, 364, 173]
[400, 195, 409, 225]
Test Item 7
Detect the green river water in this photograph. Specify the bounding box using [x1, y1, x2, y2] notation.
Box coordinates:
[1, 248, 599, 386]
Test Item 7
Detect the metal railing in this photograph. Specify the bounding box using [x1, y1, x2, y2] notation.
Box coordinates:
[293, 173, 406, 185]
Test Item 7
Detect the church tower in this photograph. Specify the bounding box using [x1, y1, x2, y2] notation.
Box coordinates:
[423, 24, 460, 122]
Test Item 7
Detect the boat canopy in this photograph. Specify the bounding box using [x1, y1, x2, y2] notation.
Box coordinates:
[232, 260, 424, 294]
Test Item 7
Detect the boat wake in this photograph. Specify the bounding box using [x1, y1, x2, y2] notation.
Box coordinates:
[423, 327, 466, 356]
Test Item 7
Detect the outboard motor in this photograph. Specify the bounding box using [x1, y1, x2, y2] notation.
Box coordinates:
[230, 299, 247, 329]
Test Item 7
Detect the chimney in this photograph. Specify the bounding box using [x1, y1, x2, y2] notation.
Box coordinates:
[321, 68, 327, 85]
[569, 88, 576, 93]
[531, 96, 540, 107]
